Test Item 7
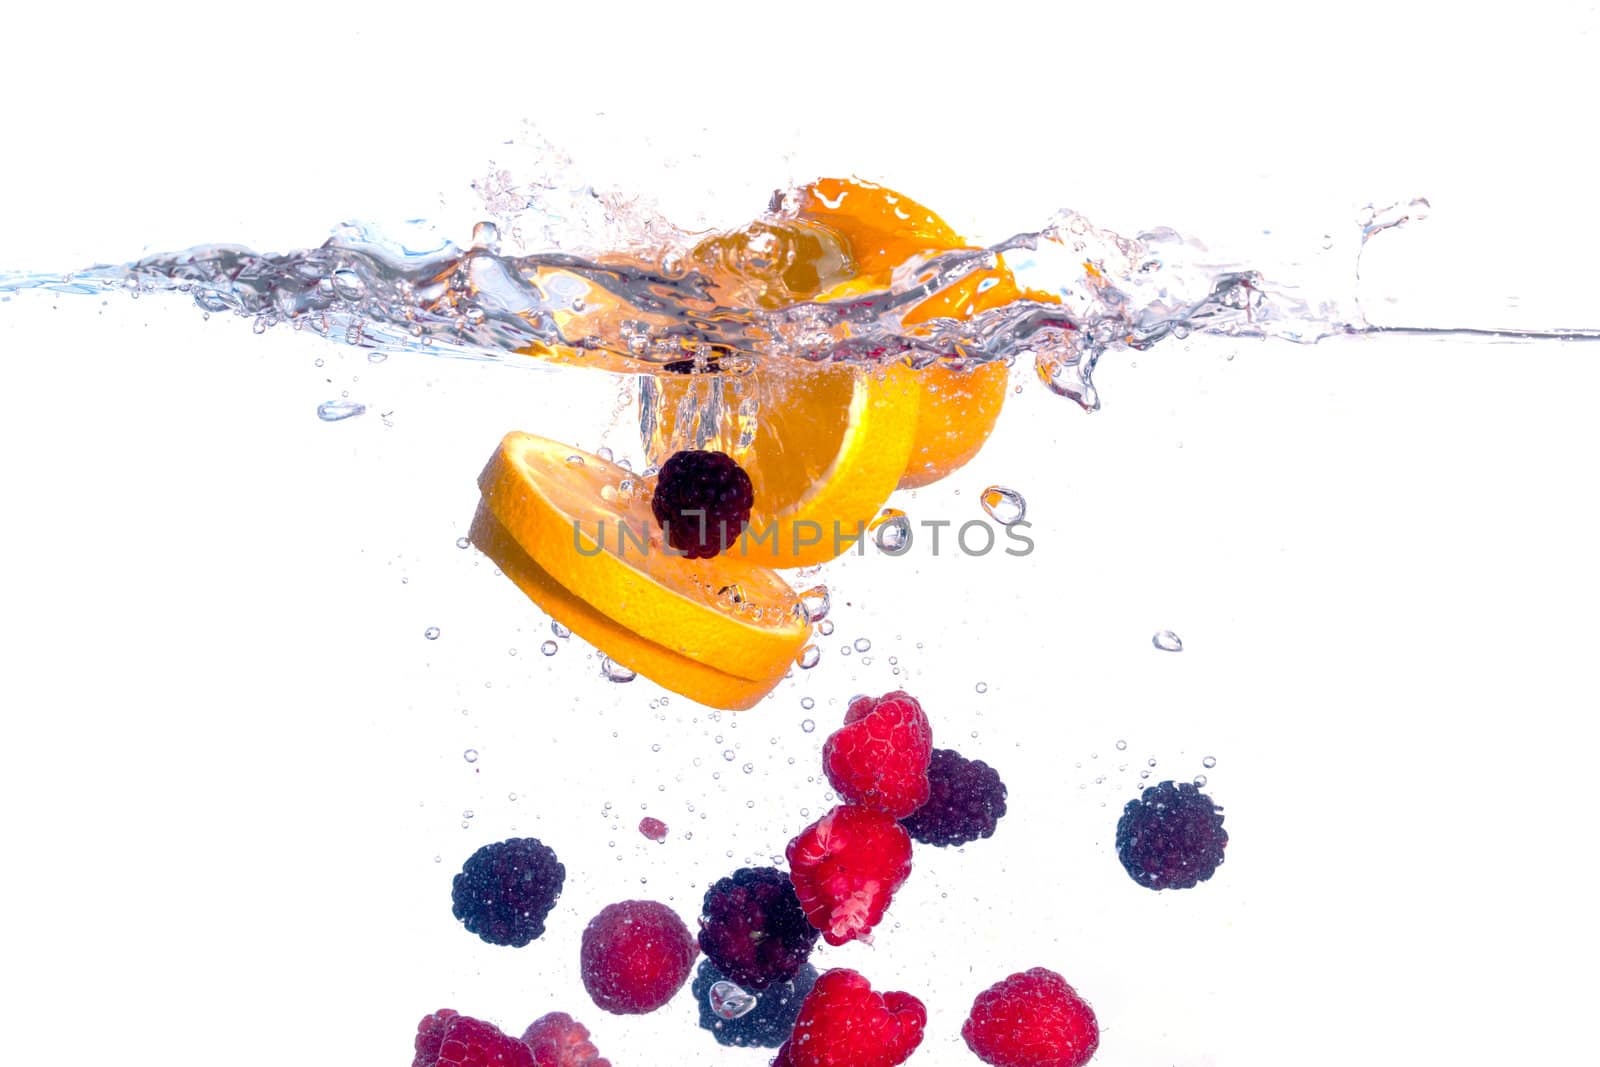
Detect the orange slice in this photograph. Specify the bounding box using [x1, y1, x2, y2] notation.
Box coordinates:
[469, 502, 781, 710]
[643, 360, 921, 569]
[477, 432, 810, 683]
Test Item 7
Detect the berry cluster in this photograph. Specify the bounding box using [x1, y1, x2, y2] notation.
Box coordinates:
[426, 685, 1229, 1066]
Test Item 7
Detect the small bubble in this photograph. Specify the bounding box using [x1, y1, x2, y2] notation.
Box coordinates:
[651, 743, 661, 753]
[980, 486, 1027, 526]
[975, 681, 989, 694]
[818, 620, 835, 636]
[798, 585, 831, 624]
[1153, 630, 1183, 652]
[508, 792, 518, 801]
[423, 626, 441, 641]
[800, 697, 815, 710]
[709, 979, 759, 1020]
[796, 644, 820, 669]
[1193, 774, 1209, 787]
[462, 809, 474, 819]
[1147, 758, 1158, 767]
[722, 749, 736, 762]
[840, 645, 852, 657]
[1203, 755, 1217, 768]
[455, 536, 470, 549]
[463, 749, 478, 763]
[853, 637, 872, 653]
[601, 657, 637, 683]
[317, 399, 366, 422]
[552, 621, 572, 639]
[801, 718, 816, 733]
[540, 640, 558, 656]
[596, 445, 614, 463]
[1116, 739, 1128, 751]
[742, 763, 754, 774]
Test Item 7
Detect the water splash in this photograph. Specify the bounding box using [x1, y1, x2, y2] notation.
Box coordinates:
[5, 176, 1598, 421]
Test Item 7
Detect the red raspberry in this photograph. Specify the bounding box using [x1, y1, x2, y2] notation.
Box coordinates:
[962, 968, 1100, 1067]
[520, 1012, 611, 1067]
[579, 899, 699, 1014]
[772, 968, 926, 1067]
[413, 1010, 534, 1067]
[821, 691, 933, 818]
[786, 805, 912, 946]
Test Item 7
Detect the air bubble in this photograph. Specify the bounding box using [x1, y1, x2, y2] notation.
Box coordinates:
[800, 697, 815, 710]
[552, 621, 572, 639]
[801, 718, 816, 733]
[1193, 774, 1209, 787]
[1202, 755, 1217, 768]
[980, 486, 1027, 526]
[796, 644, 820, 669]
[817, 620, 834, 637]
[798, 585, 831, 623]
[1152, 630, 1183, 652]
[455, 536, 470, 549]
[463, 749, 478, 763]
[853, 638, 871, 653]
[1115, 739, 1127, 751]
[601, 657, 637, 683]
[540, 641, 558, 656]
[975, 682, 988, 694]
[316, 399, 366, 422]
[722, 749, 736, 762]
[423, 627, 441, 641]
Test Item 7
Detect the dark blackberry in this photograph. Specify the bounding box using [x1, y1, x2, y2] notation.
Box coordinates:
[1115, 780, 1228, 891]
[900, 748, 1008, 847]
[450, 837, 565, 947]
[698, 866, 819, 990]
[650, 450, 754, 559]
[691, 959, 818, 1049]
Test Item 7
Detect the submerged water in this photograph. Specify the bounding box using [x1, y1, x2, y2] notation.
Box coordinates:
[4, 149, 1598, 1067]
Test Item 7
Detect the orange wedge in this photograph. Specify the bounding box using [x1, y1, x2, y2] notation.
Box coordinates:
[477, 432, 811, 691]
[643, 360, 921, 568]
[469, 503, 781, 710]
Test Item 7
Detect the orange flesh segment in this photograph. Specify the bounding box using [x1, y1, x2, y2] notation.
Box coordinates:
[477, 432, 809, 680]
[469, 503, 783, 710]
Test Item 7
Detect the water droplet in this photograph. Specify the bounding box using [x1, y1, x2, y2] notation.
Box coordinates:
[601, 656, 636, 683]
[540, 640, 558, 656]
[980, 486, 1027, 526]
[1193, 774, 1208, 787]
[796, 644, 820, 669]
[1152, 630, 1184, 652]
[316, 399, 366, 422]
[566, 454, 586, 466]
[801, 718, 816, 734]
[975, 681, 989, 694]
[798, 585, 831, 624]
[471, 221, 501, 252]
[817, 620, 834, 637]
[423, 627, 441, 641]
[552, 621, 572, 639]
[722, 749, 736, 762]
[800, 697, 815, 710]
[1202, 755, 1217, 769]
[1116, 739, 1128, 751]
[873, 511, 912, 555]
[707, 976, 759, 1019]
[462, 749, 478, 763]
[1147, 758, 1158, 767]
[596, 445, 614, 463]
[839, 644, 852, 657]
[742, 763, 754, 774]
[853, 637, 872, 653]
[462, 809, 475, 820]
[455, 536, 470, 549]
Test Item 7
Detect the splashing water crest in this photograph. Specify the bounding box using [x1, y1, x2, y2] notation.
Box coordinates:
[4, 143, 1597, 425]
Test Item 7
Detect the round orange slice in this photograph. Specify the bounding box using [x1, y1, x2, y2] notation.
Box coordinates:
[477, 432, 810, 683]
[468, 501, 783, 711]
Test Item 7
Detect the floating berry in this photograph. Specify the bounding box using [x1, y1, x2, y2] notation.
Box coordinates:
[413, 1009, 534, 1067]
[786, 805, 913, 946]
[520, 1012, 611, 1067]
[650, 449, 754, 559]
[962, 968, 1099, 1067]
[1115, 779, 1228, 890]
[451, 837, 566, 947]
[821, 690, 934, 818]
[900, 747, 1007, 847]
[580, 899, 699, 1014]
[692, 959, 818, 1049]
[638, 816, 668, 842]
[698, 866, 819, 990]
[773, 968, 926, 1067]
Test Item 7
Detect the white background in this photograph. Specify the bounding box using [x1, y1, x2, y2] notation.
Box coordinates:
[3, 3, 1597, 1065]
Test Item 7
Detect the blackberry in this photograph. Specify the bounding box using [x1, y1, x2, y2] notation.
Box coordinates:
[650, 450, 754, 559]
[450, 837, 565, 947]
[1115, 780, 1228, 890]
[900, 748, 1008, 847]
[692, 959, 818, 1049]
[698, 866, 819, 990]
